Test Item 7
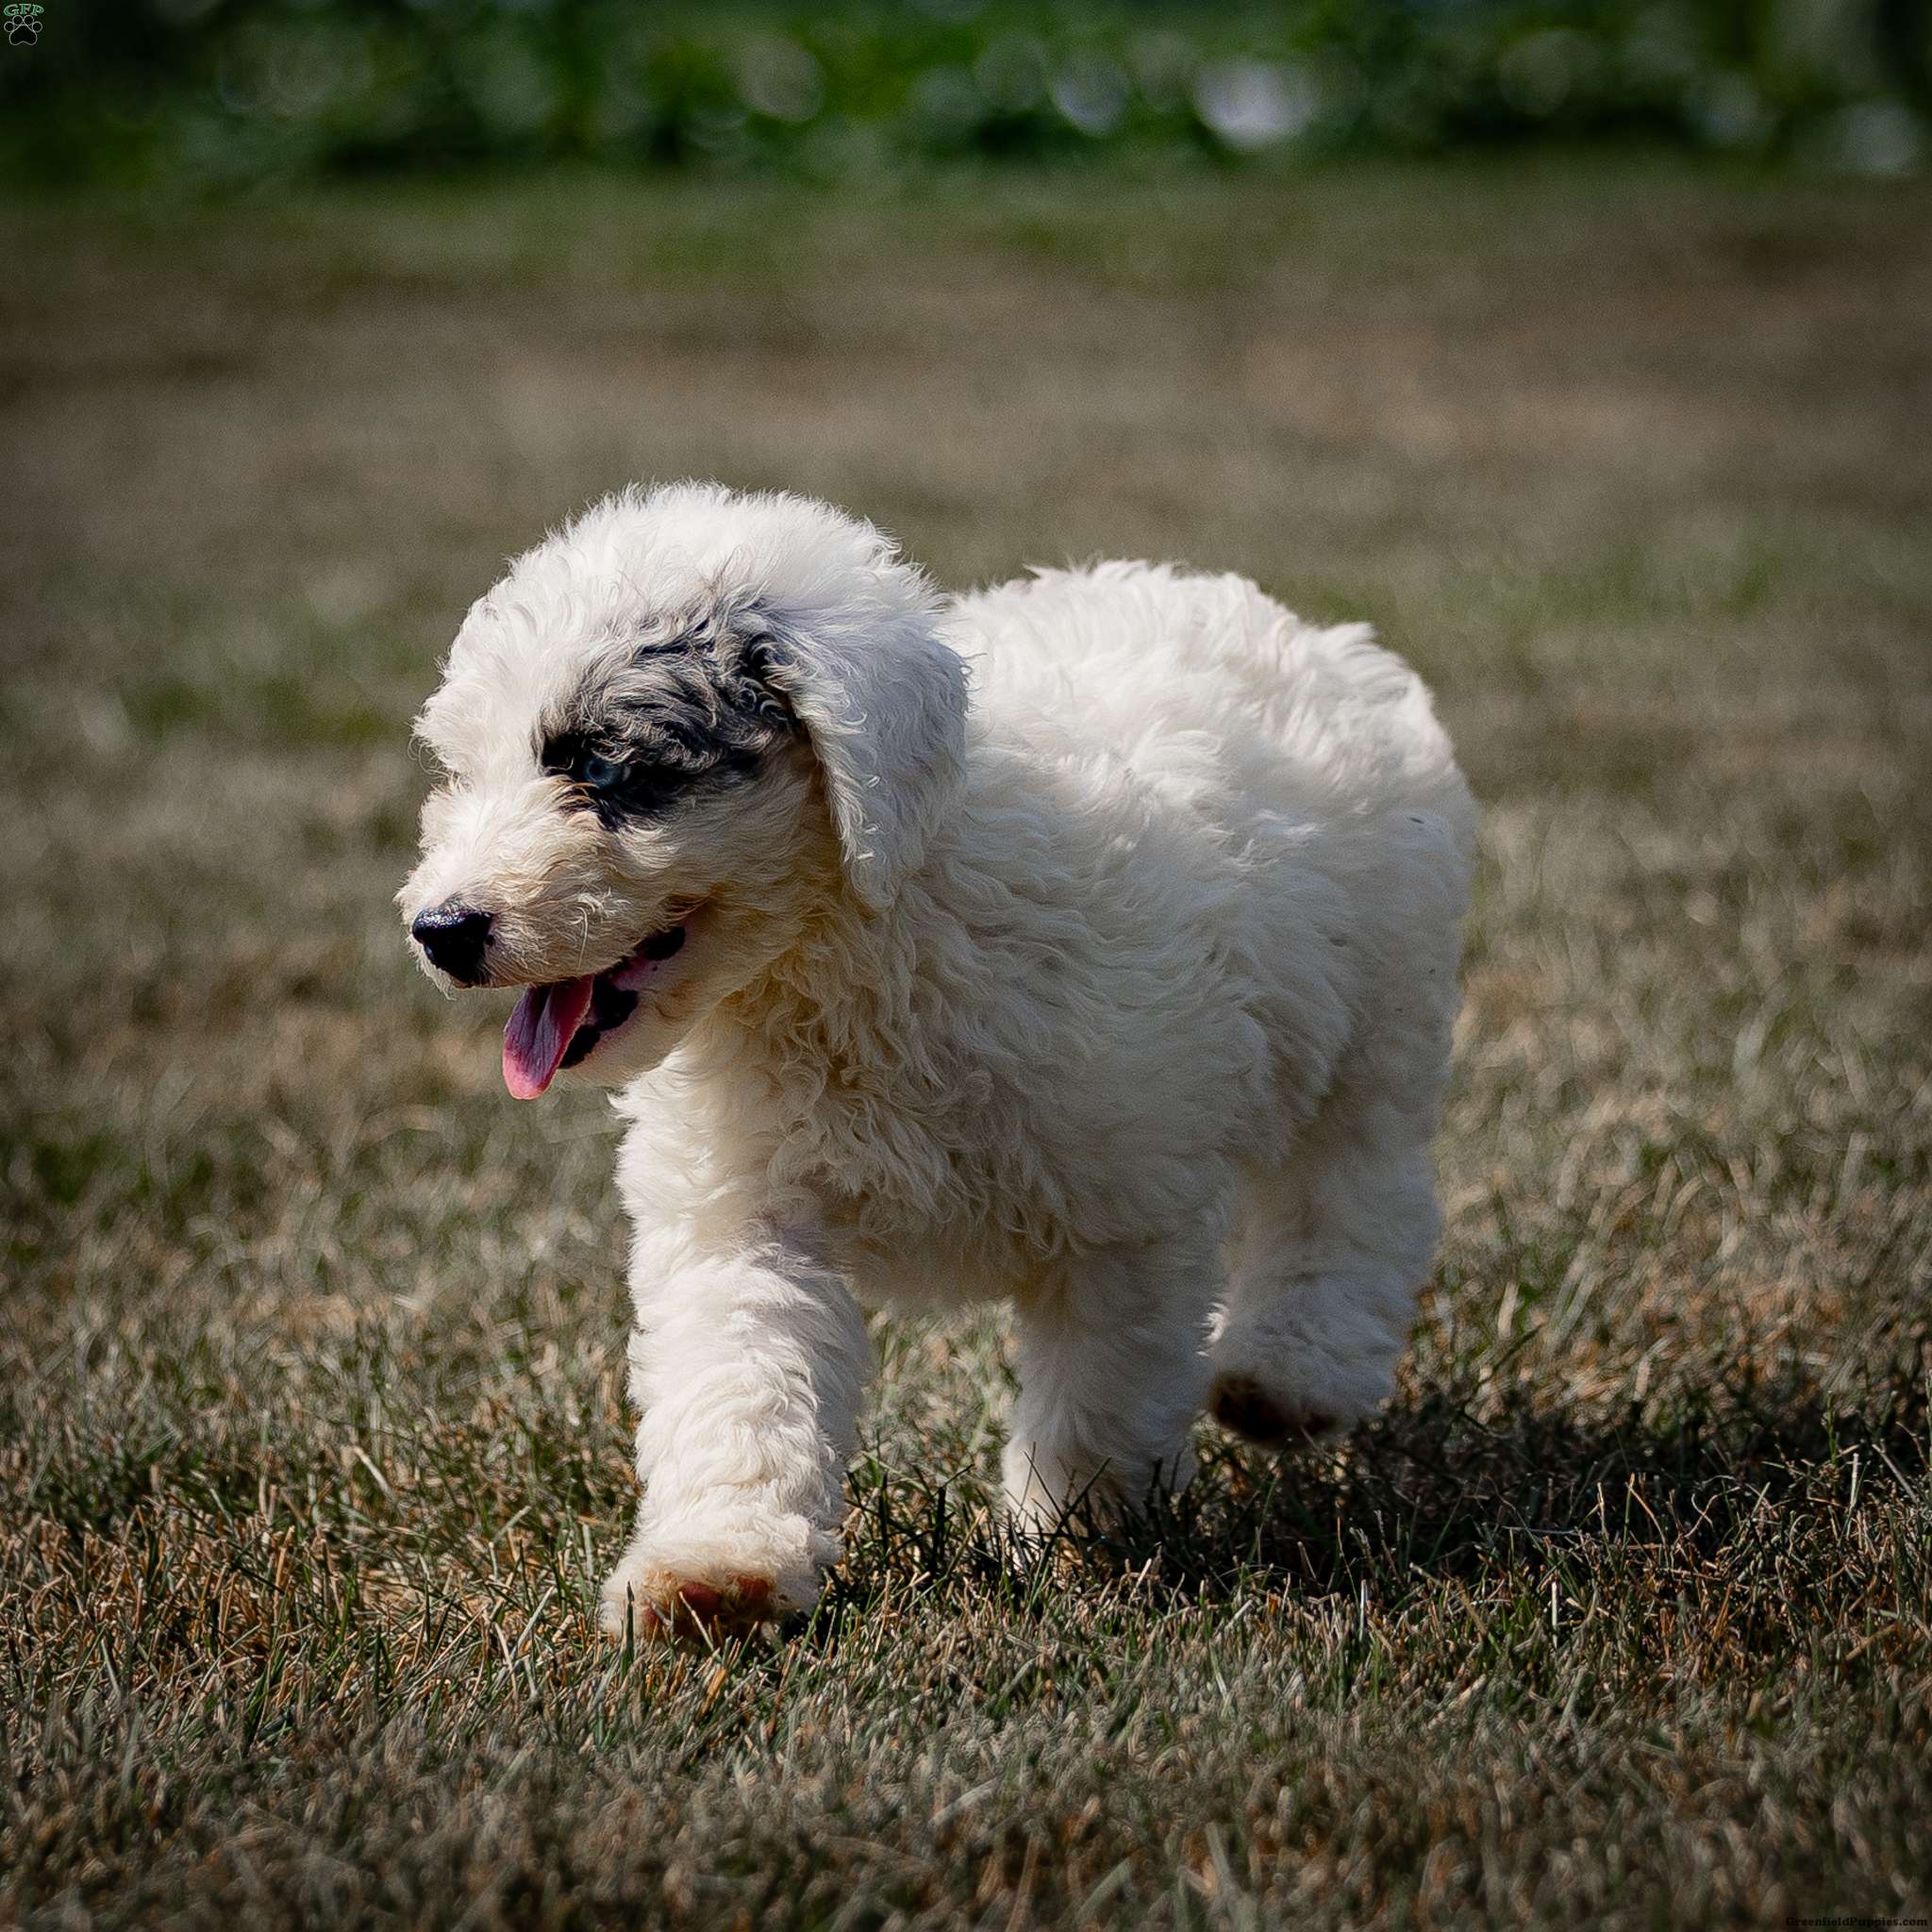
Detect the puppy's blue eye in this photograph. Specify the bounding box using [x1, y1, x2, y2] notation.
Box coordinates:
[580, 754, 626, 791]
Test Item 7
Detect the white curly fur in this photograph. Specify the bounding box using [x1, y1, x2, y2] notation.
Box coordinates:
[400, 482, 1475, 1634]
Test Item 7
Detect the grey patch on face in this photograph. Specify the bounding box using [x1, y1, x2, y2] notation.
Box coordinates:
[537, 610, 799, 829]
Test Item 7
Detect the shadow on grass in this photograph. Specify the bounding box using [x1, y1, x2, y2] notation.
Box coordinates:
[826, 1337, 1931, 1645]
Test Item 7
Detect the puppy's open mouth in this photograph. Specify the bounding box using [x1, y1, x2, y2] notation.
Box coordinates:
[502, 922, 691, 1100]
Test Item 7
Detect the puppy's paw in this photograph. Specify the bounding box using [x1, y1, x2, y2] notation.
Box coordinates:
[1001, 1438, 1197, 1540]
[598, 1525, 824, 1643]
[1208, 1370, 1341, 1447]
[1206, 1307, 1399, 1451]
[599, 1567, 778, 1642]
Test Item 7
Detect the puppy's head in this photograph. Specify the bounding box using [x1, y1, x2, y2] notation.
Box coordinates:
[399, 483, 966, 1097]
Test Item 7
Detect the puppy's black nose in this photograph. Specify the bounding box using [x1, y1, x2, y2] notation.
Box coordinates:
[412, 903, 493, 985]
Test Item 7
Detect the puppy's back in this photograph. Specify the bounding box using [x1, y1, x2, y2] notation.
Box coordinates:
[951, 560, 1471, 846]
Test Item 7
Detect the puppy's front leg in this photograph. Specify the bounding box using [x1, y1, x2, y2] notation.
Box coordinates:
[600, 1225, 870, 1640]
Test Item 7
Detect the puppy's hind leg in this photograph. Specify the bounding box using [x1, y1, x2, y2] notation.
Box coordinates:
[1002, 1231, 1219, 1538]
[1208, 1107, 1440, 1447]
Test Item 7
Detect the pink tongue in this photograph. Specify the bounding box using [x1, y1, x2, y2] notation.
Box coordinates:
[502, 974, 596, 1100]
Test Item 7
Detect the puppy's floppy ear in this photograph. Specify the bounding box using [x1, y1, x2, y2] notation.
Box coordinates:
[750, 608, 968, 910]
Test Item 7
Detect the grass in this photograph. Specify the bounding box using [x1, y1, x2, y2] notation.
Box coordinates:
[2, 158, 1929, 1928]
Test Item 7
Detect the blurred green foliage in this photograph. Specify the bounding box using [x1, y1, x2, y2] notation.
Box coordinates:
[3, 0, 1926, 184]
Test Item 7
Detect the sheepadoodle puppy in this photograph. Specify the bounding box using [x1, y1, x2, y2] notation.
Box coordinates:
[401, 482, 1474, 1638]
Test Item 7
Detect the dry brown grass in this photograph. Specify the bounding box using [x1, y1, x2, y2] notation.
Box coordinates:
[3, 158, 1930, 1928]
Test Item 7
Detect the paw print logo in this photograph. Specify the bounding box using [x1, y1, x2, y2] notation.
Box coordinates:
[4, 3, 43, 46]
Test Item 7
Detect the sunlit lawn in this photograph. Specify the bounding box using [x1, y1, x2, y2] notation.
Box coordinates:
[3, 158, 1929, 1927]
